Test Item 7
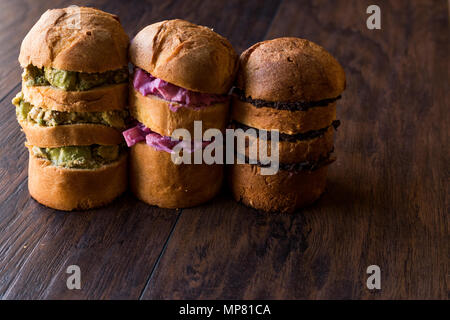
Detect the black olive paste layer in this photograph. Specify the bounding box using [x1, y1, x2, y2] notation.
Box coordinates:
[231, 87, 341, 111]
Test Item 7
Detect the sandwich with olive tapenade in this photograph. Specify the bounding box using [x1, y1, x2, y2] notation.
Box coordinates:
[228, 37, 346, 213]
[15, 7, 129, 210]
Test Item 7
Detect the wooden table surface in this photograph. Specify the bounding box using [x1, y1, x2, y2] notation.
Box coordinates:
[0, 0, 447, 300]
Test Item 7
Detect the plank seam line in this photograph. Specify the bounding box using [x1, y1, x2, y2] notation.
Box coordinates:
[0, 82, 21, 105]
[138, 210, 182, 299]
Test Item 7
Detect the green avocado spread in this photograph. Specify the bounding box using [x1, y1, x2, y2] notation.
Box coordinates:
[31, 144, 123, 169]
[13, 92, 128, 129]
[23, 65, 128, 91]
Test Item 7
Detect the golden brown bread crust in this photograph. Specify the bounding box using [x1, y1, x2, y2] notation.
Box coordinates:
[130, 19, 238, 94]
[237, 37, 346, 102]
[28, 153, 127, 211]
[240, 126, 334, 164]
[22, 83, 128, 112]
[228, 38, 343, 212]
[129, 142, 223, 209]
[231, 98, 336, 134]
[19, 7, 129, 72]
[20, 121, 123, 147]
[228, 163, 329, 213]
[130, 88, 229, 137]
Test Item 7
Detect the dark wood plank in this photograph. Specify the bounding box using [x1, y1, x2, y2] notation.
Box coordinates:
[1, 195, 180, 299]
[0, 84, 27, 204]
[143, 193, 320, 299]
[98, 0, 283, 54]
[143, 0, 448, 299]
[0, 0, 282, 299]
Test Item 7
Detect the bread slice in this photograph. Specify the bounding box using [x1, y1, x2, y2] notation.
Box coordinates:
[19, 7, 128, 73]
[129, 141, 223, 209]
[20, 121, 124, 148]
[28, 152, 127, 211]
[130, 19, 238, 94]
[238, 125, 335, 164]
[228, 163, 329, 213]
[22, 83, 128, 112]
[130, 87, 229, 137]
[236, 37, 346, 102]
[231, 97, 336, 134]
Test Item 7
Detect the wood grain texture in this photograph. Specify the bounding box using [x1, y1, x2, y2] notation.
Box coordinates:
[1, 195, 180, 299]
[0, 0, 447, 300]
[142, 0, 448, 299]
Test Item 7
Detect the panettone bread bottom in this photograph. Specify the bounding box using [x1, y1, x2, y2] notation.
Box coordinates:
[228, 163, 329, 213]
[28, 153, 127, 211]
[130, 141, 223, 209]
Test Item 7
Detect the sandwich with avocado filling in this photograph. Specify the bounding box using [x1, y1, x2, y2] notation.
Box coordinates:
[15, 7, 129, 211]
